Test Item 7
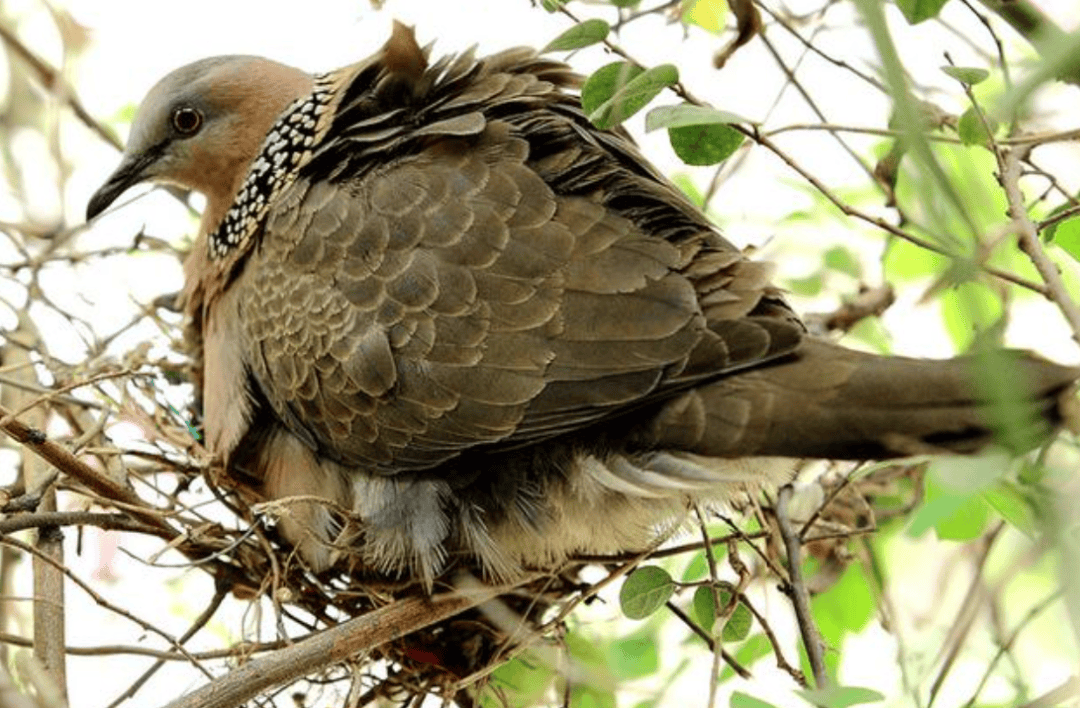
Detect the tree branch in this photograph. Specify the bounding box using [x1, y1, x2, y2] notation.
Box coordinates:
[0, 403, 181, 540]
[777, 485, 829, 689]
[160, 583, 508, 708]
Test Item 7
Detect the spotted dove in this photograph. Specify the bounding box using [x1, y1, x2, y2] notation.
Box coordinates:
[86, 23, 1077, 587]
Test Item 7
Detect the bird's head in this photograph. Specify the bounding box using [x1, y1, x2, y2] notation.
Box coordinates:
[86, 56, 313, 229]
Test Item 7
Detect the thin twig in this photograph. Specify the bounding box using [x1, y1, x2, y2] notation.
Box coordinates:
[0, 22, 121, 150]
[962, 588, 1064, 706]
[694, 504, 723, 708]
[743, 126, 1050, 296]
[106, 581, 229, 708]
[0, 535, 213, 679]
[858, 535, 924, 708]
[0, 630, 292, 661]
[664, 601, 751, 679]
[571, 529, 770, 564]
[777, 485, 828, 689]
[756, 30, 880, 193]
[0, 511, 159, 536]
[1017, 676, 1080, 708]
[736, 590, 807, 687]
[971, 0, 1076, 87]
[753, 0, 888, 93]
[1000, 146, 1080, 344]
[927, 523, 1004, 708]
[0, 403, 180, 539]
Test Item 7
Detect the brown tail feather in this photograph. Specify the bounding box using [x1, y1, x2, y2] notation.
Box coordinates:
[649, 339, 1078, 460]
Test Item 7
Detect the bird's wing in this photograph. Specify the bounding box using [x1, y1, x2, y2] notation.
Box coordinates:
[237, 42, 803, 473]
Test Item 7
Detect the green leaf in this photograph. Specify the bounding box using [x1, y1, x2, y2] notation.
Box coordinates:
[481, 655, 553, 708]
[542, 19, 610, 52]
[645, 104, 748, 132]
[112, 103, 137, 124]
[682, 543, 726, 580]
[1043, 201, 1080, 263]
[682, 0, 728, 34]
[1042, 198, 1080, 241]
[646, 104, 747, 166]
[566, 630, 608, 670]
[883, 234, 950, 282]
[620, 566, 674, 619]
[931, 450, 1011, 495]
[672, 173, 706, 208]
[811, 563, 873, 654]
[582, 63, 643, 117]
[722, 602, 753, 642]
[798, 686, 886, 708]
[785, 273, 824, 296]
[582, 63, 679, 129]
[565, 631, 615, 701]
[572, 685, 617, 708]
[908, 470, 991, 541]
[846, 316, 893, 355]
[692, 585, 717, 632]
[1019, 458, 1046, 486]
[983, 483, 1037, 536]
[730, 692, 779, 708]
[824, 246, 861, 278]
[693, 584, 753, 641]
[610, 630, 660, 678]
[958, 106, 999, 147]
[883, 140, 1005, 262]
[610, 0, 641, 6]
[977, 351, 1057, 452]
[1052, 221, 1080, 262]
[906, 486, 968, 538]
[940, 281, 1002, 351]
[540, 0, 565, 11]
[669, 123, 744, 166]
[942, 65, 989, 85]
[896, 0, 950, 24]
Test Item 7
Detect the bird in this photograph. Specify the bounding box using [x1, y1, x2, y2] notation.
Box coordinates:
[86, 22, 1077, 588]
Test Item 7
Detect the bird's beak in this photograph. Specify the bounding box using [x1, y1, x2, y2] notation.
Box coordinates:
[86, 148, 161, 221]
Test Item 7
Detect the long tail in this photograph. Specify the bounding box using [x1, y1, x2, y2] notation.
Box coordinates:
[649, 339, 1078, 459]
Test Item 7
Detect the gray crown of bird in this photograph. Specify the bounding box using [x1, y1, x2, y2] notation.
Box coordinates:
[87, 22, 1077, 589]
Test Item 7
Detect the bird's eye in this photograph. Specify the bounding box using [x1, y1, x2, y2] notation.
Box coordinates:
[171, 107, 203, 135]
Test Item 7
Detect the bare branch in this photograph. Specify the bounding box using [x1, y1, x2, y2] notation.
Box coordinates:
[160, 583, 507, 708]
[777, 485, 828, 689]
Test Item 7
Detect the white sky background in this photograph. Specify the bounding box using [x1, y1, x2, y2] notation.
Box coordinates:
[1, 0, 1080, 706]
